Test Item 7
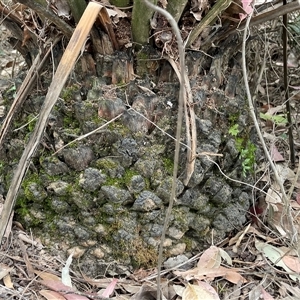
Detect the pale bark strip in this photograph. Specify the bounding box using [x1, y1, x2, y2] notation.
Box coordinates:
[0, 2, 109, 242]
[165, 57, 196, 186]
[183, 67, 197, 186]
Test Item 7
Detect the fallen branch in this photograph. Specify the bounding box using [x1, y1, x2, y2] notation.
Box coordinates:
[213, 1, 300, 45]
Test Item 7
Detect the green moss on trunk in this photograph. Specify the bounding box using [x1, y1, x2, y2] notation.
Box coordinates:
[166, 0, 188, 23]
[131, 0, 157, 48]
[66, 0, 87, 23]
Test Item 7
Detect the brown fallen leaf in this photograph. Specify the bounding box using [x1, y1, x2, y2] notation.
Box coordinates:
[40, 289, 66, 300]
[270, 144, 284, 162]
[174, 266, 246, 284]
[282, 256, 300, 273]
[0, 263, 12, 280]
[197, 246, 221, 269]
[223, 269, 247, 284]
[39, 279, 74, 292]
[174, 245, 246, 284]
[40, 280, 91, 300]
[130, 283, 158, 300]
[82, 274, 115, 288]
[182, 283, 220, 300]
[64, 294, 90, 300]
[35, 270, 61, 281]
[19, 238, 35, 279]
[99, 278, 118, 297]
[3, 273, 13, 289]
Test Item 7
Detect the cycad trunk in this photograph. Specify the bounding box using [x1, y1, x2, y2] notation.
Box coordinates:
[0, 0, 257, 275]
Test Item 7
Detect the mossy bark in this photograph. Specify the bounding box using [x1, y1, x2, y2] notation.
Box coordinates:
[131, 0, 157, 48]
[66, 0, 87, 23]
[110, 0, 131, 6]
[166, 0, 188, 23]
[33, 0, 47, 6]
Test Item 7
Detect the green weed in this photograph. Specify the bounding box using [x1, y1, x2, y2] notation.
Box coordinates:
[229, 124, 256, 176]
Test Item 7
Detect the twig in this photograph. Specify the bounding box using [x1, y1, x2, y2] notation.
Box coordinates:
[282, 0, 295, 166]
[15, 0, 73, 39]
[213, 1, 300, 45]
[241, 10, 297, 243]
[13, 114, 39, 132]
[205, 156, 286, 215]
[288, 157, 300, 200]
[142, 1, 185, 299]
[249, 1, 300, 29]
[52, 113, 125, 155]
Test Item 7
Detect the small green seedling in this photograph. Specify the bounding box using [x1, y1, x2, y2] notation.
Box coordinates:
[260, 112, 288, 126]
[228, 124, 239, 136]
[229, 124, 256, 176]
